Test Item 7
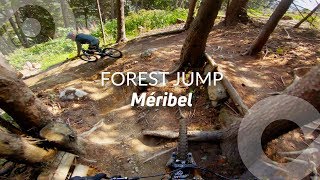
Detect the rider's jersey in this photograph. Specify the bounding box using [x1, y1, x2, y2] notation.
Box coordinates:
[75, 33, 99, 46]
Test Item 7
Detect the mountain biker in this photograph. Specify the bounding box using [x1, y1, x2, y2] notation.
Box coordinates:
[66, 32, 100, 56]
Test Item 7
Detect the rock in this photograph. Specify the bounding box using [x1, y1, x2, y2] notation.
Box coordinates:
[59, 87, 88, 101]
[138, 26, 146, 33]
[32, 63, 41, 69]
[208, 81, 227, 107]
[25, 61, 33, 70]
[201, 156, 208, 161]
[140, 48, 157, 59]
[134, 167, 139, 172]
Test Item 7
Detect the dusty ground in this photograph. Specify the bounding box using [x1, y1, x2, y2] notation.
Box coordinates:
[14, 19, 320, 179]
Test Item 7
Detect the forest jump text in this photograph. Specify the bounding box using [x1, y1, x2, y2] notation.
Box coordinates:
[101, 71, 224, 107]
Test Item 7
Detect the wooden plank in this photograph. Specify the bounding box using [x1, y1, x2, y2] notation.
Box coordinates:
[71, 164, 90, 178]
[52, 153, 76, 180]
[37, 152, 65, 180]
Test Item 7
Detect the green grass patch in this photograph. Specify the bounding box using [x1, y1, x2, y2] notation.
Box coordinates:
[285, 12, 320, 28]
[248, 8, 272, 18]
[7, 38, 76, 70]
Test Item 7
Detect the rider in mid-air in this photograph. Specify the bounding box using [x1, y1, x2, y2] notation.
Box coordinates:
[66, 32, 100, 56]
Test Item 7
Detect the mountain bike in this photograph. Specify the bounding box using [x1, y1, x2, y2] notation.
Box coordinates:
[80, 47, 122, 62]
[70, 113, 232, 180]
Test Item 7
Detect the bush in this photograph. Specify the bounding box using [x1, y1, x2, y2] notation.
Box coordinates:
[92, 8, 188, 41]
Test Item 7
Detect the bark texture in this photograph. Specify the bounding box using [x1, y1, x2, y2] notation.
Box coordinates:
[225, 0, 250, 26]
[0, 66, 53, 132]
[116, 0, 127, 43]
[179, 0, 222, 69]
[60, 0, 69, 28]
[247, 0, 293, 55]
[0, 65, 84, 155]
[0, 131, 56, 164]
[184, 0, 197, 30]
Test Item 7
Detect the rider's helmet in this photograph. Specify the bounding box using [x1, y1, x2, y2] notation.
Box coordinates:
[66, 32, 75, 40]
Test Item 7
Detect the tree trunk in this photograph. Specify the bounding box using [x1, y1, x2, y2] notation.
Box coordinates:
[221, 65, 320, 167]
[97, 0, 107, 45]
[0, 130, 56, 164]
[225, 0, 250, 26]
[0, 65, 84, 155]
[84, 11, 89, 29]
[247, 0, 293, 55]
[111, 0, 115, 19]
[179, 0, 185, 8]
[184, 0, 197, 30]
[116, 0, 127, 43]
[14, 12, 29, 48]
[179, 0, 222, 69]
[60, 0, 68, 28]
[294, 3, 320, 28]
[8, 17, 25, 47]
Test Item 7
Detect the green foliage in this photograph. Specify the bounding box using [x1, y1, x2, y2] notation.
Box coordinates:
[284, 13, 320, 28]
[7, 37, 76, 70]
[8, 9, 188, 71]
[276, 47, 284, 55]
[247, 8, 272, 18]
[92, 8, 188, 41]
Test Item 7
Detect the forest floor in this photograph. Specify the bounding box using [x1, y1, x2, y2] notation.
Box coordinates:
[19, 19, 320, 179]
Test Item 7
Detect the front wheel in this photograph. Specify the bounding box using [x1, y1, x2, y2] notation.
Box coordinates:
[102, 48, 122, 58]
[80, 54, 98, 62]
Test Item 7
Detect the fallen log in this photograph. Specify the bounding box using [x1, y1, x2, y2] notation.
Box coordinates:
[0, 131, 56, 164]
[0, 64, 84, 155]
[142, 130, 223, 142]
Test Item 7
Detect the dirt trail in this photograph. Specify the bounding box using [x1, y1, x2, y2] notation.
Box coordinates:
[24, 21, 319, 178]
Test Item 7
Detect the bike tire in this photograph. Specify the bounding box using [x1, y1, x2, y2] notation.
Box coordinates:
[177, 117, 188, 161]
[102, 48, 123, 58]
[80, 55, 98, 62]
